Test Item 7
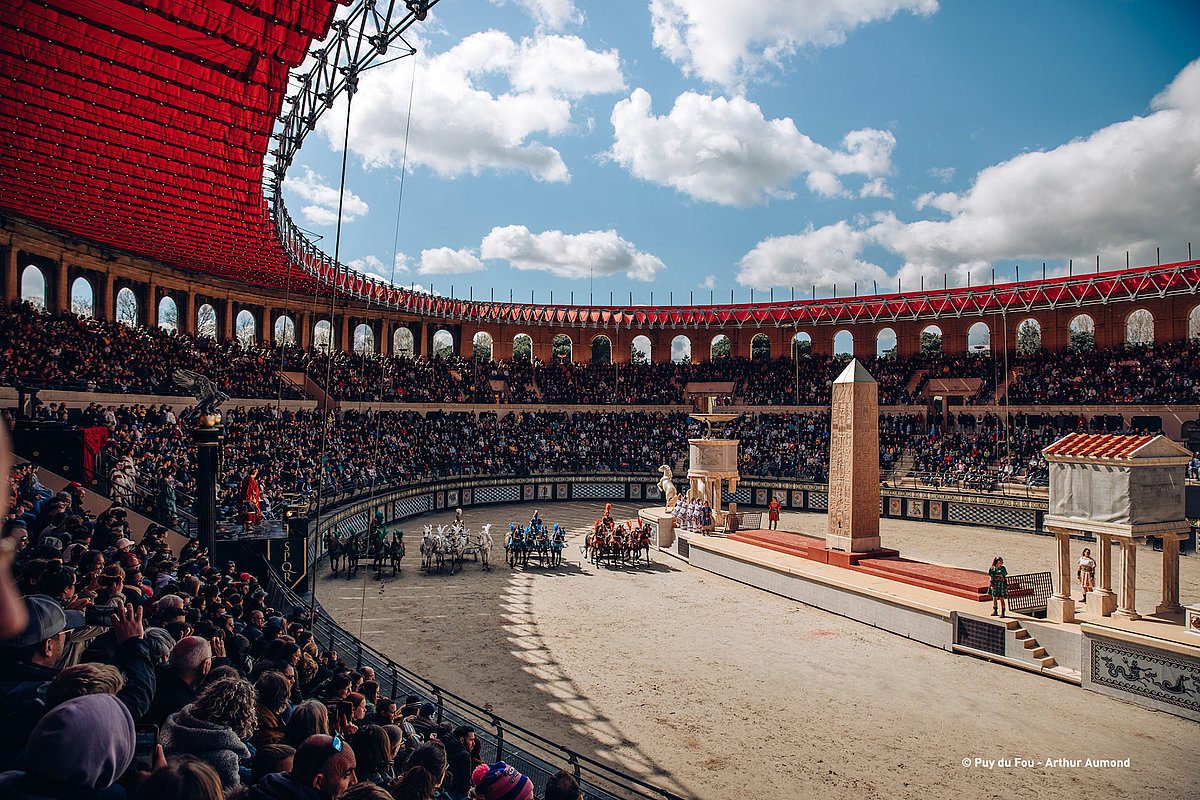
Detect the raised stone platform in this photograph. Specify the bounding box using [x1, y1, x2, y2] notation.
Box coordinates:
[730, 528, 988, 601]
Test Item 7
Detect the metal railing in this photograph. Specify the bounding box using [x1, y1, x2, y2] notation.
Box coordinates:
[1005, 571, 1054, 616]
[261, 562, 688, 800]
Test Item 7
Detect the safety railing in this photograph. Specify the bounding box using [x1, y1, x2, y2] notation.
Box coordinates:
[1005, 571, 1053, 617]
[261, 561, 688, 800]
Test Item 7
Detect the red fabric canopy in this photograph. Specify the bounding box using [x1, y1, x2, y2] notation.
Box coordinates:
[2, 2, 1197, 325]
[1, 0, 339, 292]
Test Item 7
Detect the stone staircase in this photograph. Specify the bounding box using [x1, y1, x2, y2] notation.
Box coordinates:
[905, 368, 928, 398]
[995, 364, 1023, 403]
[962, 616, 1081, 684]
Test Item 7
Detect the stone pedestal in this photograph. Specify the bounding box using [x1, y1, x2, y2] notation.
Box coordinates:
[638, 507, 676, 549]
[1048, 596, 1077, 623]
[826, 360, 881, 553]
[1086, 590, 1118, 617]
[1047, 529, 1075, 622]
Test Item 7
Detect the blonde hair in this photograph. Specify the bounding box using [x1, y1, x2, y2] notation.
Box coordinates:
[46, 663, 125, 708]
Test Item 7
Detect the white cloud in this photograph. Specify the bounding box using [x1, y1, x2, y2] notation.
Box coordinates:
[490, 0, 582, 31]
[480, 225, 666, 281]
[737, 221, 889, 290]
[327, 30, 623, 183]
[283, 167, 369, 227]
[698, 274, 716, 289]
[345, 254, 410, 283]
[650, 0, 939, 88]
[929, 166, 956, 183]
[418, 247, 486, 275]
[735, 57, 1200, 290]
[859, 177, 893, 198]
[609, 89, 895, 206]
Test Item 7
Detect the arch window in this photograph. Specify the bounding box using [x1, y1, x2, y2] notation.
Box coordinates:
[158, 296, 178, 332]
[314, 319, 332, 352]
[21, 265, 46, 309]
[833, 329, 854, 358]
[792, 332, 812, 358]
[1125, 309, 1154, 347]
[275, 316, 296, 346]
[353, 323, 375, 355]
[591, 335, 612, 364]
[116, 287, 138, 327]
[967, 322, 991, 354]
[920, 325, 943, 355]
[473, 331, 493, 361]
[70, 277, 94, 317]
[631, 335, 651, 363]
[875, 328, 897, 358]
[432, 329, 455, 359]
[235, 310, 256, 348]
[551, 334, 572, 362]
[197, 304, 217, 339]
[1016, 319, 1042, 354]
[750, 333, 770, 361]
[1068, 314, 1094, 351]
[513, 333, 532, 362]
[671, 335, 692, 364]
[393, 326, 415, 357]
[710, 334, 731, 361]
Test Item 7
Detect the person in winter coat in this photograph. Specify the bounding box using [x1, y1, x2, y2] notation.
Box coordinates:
[161, 676, 255, 792]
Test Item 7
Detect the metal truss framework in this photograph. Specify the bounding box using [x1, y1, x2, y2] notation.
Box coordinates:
[268, 5, 1199, 332]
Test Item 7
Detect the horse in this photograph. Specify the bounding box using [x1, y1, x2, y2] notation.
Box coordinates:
[385, 530, 405, 576]
[549, 523, 567, 567]
[343, 533, 361, 579]
[505, 524, 529, 569]
[474, 523, 493, 571]
[370, 530, 388, 578]
[325, 530, 342, 576]
[421, 525, 437, 573]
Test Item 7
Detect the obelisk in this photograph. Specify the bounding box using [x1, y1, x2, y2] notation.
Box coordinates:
[826, 359, 881, 553]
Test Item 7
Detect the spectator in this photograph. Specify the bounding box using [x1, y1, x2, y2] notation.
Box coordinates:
[542, 769, 581, 800]
[468, 762, 532, 800]
[250, 743, 296, 787]
[160, 676, 256, 791]
[250, 671, 292, 748]
[393, 740, 449, 800]
[0, 694, 134, 800]
[350, 724, 395, 787]
[285, 699, 331, 749]
[246, 734, 357, 800]
[133, 755, 225, 800]
[145, 635, 213, 726]
[442, 725, 474, 799]
[407, 702, 438, 741]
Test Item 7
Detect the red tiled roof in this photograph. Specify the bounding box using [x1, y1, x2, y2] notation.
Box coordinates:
[1042, 433, 1157, 459]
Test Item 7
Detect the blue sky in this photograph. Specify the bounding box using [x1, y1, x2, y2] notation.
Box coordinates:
[281, 0, 1200, 306]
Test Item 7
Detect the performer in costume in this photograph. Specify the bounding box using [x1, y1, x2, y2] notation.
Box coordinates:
[239, 466, 262, 527]
[600, 503, 615, 533]
[699, 500, 713, 535]
[1077, 547, 1096, 601]
[988, 556, 1008, 617]
[767, 497, 782, 530]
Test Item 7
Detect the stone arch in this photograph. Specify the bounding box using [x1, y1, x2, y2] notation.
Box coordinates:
[671, 335, 692, 363]
[631, 335, 652, 363]
[875, 327, 897, 358]
[353, 323, 374, 355]
[1190, 304, 1200, 341]
[197, 303, 218, 339]
[750, 333, 771, 361]
[275, 315, 296, 346]
[473, 331, 493, 361]
[1125, 308, 1154, 347]
[70, 276, 94, 317]
[432, 328, 455, 359]
[833, 329, 854, 357]
[21, 265, 46, 309]
[235, 309, 256, 348]
[1016, 318, 1042, 354]
[920, 324, 943, 355]
[314, 319, 332, 352]
[116, 287, 138, 327]
[792, 331, 812, 358]
[710, 334, 731, 361]
[591, 335, 612, 364]
[551, 333, 572, 362]
[157, 296, 178, 332]
[513, 333, 532, 362]
[1068, 314, 1094, 351]
[393, 326, 415, 357]
[967, 321, 991, 353]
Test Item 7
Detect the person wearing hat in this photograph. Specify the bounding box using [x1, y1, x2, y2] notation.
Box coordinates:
[0, 595, 153, 758]
[0, 693, 135, 800]
[470, 762, 533, 800]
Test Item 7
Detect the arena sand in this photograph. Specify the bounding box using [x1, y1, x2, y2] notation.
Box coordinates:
[317, 503, 1200, 799]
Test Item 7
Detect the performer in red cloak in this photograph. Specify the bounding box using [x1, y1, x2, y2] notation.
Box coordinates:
[239, 466, 263, 527]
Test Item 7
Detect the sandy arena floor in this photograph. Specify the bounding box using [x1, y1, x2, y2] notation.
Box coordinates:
[315, 503, 1200, 799]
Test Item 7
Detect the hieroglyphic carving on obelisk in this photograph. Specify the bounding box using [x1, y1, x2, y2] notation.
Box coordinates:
[826, 359, 881, 552]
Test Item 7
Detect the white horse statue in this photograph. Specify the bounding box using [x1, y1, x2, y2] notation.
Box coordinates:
[658, 464, 679, 511]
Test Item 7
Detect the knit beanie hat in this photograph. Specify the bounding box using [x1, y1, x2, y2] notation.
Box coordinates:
[471, 762, 533, 800]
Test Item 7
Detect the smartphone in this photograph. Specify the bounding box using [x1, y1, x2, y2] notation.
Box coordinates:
[133, 725, 158, 772]
[85, 605, 118, 626]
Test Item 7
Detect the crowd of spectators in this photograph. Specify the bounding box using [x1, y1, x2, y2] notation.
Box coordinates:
[0, 303, 305, 400]
[1007, 340, 1200, 404]
[1, 461, 580, 800]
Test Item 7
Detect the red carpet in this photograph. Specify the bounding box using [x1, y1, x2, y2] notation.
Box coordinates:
[727, 529, 991, 601]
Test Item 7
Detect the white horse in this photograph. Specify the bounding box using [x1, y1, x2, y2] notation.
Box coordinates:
[421, 525, 436, 571]
[474, 523, 494, 570]
[658, 464, 679, 511]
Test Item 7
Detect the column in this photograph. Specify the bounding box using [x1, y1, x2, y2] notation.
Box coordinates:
[1087, 532, 1118, 616]
[222, 302, 234, 341]
[1114, 538, 1140, 620]
[338, 315, 349, 352]
[55, 261, 69, 313]
[180, 291, 195, 335]
[260, 306, 271, 345]
[1155, 534, 1183, 615]
[98, 273, 114, 321]
[1047, 529, 1076, 622]
[3, 248, 18, 303]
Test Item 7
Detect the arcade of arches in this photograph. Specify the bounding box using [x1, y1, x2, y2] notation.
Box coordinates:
[3, 221, 1197, 362]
